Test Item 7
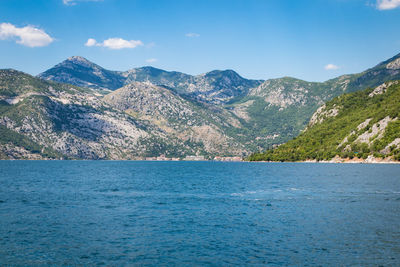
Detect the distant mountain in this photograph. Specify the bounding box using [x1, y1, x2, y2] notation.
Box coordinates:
[124, 67, 262, 103]
[248, 81, 400, 162]
[39, 57, 263, 104]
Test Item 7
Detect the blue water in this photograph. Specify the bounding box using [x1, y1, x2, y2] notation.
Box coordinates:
[0, 161, 400, 266]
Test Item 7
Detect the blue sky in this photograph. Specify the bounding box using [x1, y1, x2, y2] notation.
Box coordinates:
[0, 0, 400, 82]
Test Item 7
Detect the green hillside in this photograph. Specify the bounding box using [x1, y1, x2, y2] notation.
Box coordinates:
[248, 81, 400, 162]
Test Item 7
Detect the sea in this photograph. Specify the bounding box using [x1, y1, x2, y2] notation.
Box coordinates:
[0, 161, 399, 266]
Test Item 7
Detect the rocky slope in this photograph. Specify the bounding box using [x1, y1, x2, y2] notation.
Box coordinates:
[103, 81, 247, 155]
[248, 81, 400, 162]
[0, 70, 226, 159]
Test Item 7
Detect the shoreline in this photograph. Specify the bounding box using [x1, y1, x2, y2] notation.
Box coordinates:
[1, 157, 400, 164]
[306, 155, 400, 164]
[248, 155, 400, 164]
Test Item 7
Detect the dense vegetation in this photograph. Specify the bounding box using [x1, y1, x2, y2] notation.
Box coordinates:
[249, 81, 400, 161]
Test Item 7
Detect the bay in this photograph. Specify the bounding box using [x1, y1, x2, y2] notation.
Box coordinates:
[0, 161, 399, 266]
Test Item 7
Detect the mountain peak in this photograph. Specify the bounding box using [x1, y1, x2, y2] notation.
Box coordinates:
[67, 55, 90, 62]
[63, 56, 98, 68]
[38, 56, 124, 90]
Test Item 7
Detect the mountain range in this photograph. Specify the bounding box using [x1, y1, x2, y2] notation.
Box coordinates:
[38, 56, 263, 104]
[0, 52, 399, 159]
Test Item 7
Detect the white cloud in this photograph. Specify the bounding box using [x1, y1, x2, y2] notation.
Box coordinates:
[85, 38, 97, 47]
[0, 23, 54, 47]
[84, 37, 143, 49]
[103, 38, 143, 49]
[63, 0, 102, 6]
[185, 33, 200, 38]
[146, 58, 157, 63]
[376, 0, 400, 10]
[324, 64, 340, 70]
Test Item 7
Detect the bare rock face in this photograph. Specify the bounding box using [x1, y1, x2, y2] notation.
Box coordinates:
[387, 58, 400, 70]
[104, 82, 196, 120]
[308, 104, 340, 127]
[381, 138, 400, 154]
[355, 117, 396, 144]
[249, 78, 314, 108]
[369, 81, 398, 97]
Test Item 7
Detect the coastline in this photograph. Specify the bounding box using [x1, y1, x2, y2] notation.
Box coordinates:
[2, 156, 400, 164]
[249, 155, 400, 164]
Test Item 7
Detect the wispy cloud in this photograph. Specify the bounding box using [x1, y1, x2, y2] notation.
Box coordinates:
[146, 42, 156, 48]
[324, 64, 340, 70]
[376, 0, 400, 10]
[63, 0, 102, 6]
[146, 58, 157, 63]
[185, 33, 200, 38]
[85, 37, 143, 50]
[0, 22, 54, 47]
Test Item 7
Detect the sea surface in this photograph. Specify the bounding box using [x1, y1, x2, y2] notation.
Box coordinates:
[0, 161, 399, 266]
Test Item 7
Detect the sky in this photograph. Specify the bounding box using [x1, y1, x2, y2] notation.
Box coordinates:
[0, 0, 400, 82]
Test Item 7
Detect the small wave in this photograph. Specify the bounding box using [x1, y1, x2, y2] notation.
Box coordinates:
[230, 190, 263, 197]
[231, 188, 304, 197]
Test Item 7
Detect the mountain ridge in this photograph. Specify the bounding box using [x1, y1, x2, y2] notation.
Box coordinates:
[1, 52, 400, 159]
[39, 56, 263, 104]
